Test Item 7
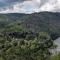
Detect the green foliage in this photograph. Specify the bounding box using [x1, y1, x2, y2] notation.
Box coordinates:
[50, 53, 60, 60]
[0, 12, 59, 60]
[0, 31, 54, 60]
[0, 12, 60, 37]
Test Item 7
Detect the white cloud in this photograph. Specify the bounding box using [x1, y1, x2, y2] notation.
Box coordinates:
[39, 0, 60, 12]
[0, 0, 60, 14]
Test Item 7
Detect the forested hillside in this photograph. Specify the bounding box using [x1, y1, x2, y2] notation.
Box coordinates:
[0, 12, 60, 39]
[0, 12, 60, 32]
[0, 12, 60, 60]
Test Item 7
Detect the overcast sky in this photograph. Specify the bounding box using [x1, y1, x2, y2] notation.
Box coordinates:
[0, 0, 60, 13]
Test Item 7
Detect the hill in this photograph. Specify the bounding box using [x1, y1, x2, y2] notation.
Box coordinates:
[0, 12, 60, 60]
[0, 12, 60, 39]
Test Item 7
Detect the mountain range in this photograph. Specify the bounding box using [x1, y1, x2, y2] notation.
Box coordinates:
[0, 12, 60, 40]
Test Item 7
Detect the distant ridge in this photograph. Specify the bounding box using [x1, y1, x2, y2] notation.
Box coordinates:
[0, 12, 60, 34]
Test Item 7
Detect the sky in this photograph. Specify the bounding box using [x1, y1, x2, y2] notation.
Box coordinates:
[0, 0, 60, 14]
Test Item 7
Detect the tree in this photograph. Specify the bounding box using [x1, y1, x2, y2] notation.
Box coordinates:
[0, 32, 55, 60]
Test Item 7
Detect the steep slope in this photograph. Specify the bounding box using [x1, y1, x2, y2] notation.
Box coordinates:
[21, 12, 60, 33]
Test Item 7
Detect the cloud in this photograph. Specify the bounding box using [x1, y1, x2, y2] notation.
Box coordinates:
[39, 0, 60, 12]
[0, 0, 60, 14]
[0, 0, 40, 13]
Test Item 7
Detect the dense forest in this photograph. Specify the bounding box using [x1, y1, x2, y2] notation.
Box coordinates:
[0, 12, 60, 60]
